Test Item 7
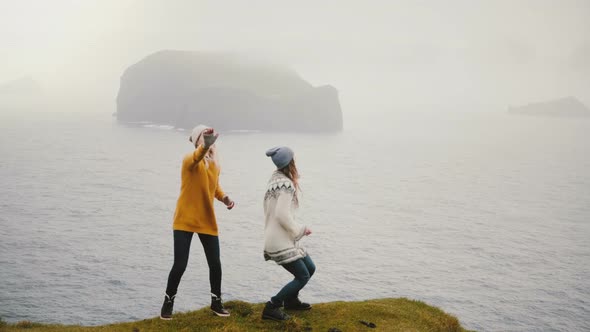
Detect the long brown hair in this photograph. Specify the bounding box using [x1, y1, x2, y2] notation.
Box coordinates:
[278, 158, 300, 206]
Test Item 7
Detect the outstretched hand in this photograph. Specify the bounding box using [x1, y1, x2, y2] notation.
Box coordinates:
[203, 128, 219, 148]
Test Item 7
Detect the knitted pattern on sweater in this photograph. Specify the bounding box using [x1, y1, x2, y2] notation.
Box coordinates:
[264, 174, 295, 200]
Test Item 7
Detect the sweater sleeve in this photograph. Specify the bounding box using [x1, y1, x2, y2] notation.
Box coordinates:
[184, 145, 208, 170]
[275, 189, 306, 241]
[215, 180, 226, 201]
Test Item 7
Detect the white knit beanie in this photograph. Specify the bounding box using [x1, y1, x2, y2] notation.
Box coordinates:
[189, 124, 210, 146]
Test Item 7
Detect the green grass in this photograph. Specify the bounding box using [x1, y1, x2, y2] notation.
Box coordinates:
[1, 298, 472, 332]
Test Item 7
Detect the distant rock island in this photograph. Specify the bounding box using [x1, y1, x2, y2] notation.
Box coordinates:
[116, 50, 343, 132]
[508, 97, 590, 117]
[0, 77, 44, 110]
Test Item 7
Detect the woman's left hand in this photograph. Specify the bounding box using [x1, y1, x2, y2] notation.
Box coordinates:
[223, 196, 235, 210]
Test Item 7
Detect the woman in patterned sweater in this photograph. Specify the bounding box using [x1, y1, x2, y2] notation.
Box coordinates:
[261, 146, 315, 322]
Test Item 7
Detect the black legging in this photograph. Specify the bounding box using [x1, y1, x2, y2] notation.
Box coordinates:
[165, 230, 222, 297]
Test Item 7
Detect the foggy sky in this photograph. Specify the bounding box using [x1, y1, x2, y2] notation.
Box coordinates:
[1, 0, 589, 113]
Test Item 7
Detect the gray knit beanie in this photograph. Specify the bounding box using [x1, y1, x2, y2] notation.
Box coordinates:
[265, 146, 294, 169]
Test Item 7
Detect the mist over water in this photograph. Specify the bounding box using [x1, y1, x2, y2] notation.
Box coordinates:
[1, 0, 590, 112]
[1, 111, 588, 331]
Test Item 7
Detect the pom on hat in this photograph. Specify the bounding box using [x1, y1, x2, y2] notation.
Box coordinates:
[265, 146, 294, 169]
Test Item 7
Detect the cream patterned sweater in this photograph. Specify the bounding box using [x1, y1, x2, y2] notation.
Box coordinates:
[263, 171, 308, 265]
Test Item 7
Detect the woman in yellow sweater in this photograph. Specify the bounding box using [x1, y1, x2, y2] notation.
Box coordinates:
[160, 125, 235, 320]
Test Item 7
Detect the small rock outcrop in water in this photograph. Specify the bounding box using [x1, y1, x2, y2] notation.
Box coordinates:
[116, 50, 343, 132]
[508, 97, 590, 117]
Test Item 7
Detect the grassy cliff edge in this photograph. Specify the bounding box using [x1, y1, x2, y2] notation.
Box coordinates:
[1, 298, 471, 332]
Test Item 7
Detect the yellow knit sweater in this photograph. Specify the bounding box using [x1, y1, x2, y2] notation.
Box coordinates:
[172, 145, 226, 235]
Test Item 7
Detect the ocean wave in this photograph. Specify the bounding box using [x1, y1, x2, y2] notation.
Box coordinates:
[141, 124, 175, 130]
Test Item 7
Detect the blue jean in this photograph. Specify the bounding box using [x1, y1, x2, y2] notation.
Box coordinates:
[271, 255, 316, 304]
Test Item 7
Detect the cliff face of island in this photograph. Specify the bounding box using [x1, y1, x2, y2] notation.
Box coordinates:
[116, 51, 343, 132]
[508, 96, 590, 117]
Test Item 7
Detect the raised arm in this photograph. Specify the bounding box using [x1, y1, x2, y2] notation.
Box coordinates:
[184, 129, 219, 170]
[184, 145, 209, 170]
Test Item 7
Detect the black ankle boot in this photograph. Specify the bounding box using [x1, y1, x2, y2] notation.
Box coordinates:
[284, 297, 312, 310]
[262, 301, 290, 321]
[160, 294, 176, 320]
[211, 295, 230, 317]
